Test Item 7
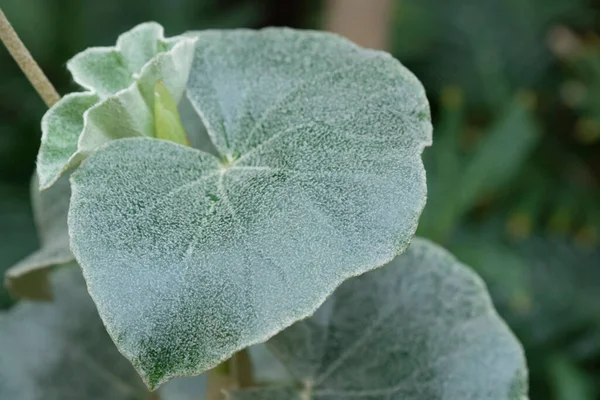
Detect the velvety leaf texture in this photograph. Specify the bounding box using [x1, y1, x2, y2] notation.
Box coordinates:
[5, 174, 73, 300]
[68, 28, 432, 388]
[36, 22, 197, 189]
[230, 238, 529, 400]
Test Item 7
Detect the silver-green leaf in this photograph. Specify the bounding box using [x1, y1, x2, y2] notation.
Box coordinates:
[5, 174, 73, 300]
[68, 28, 432, 389]
[36, 22, 197, 189]
[230, 238, 529, 400]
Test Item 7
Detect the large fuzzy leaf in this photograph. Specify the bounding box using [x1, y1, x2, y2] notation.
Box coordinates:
[5, 174, 73, 300]
[36, 22, 197, 189]
[229, 238, 528, 400]
[68, 28, 432, 389]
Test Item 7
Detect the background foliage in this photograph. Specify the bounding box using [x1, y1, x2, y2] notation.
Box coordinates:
[1, 0, 599, 398]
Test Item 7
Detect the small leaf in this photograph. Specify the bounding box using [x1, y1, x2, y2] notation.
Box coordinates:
[0, 185, 38, 309]
[67, 22, 173, 97]
[230, 238, 529, 400]
[37, 22, 197, 189]
[5, 173, 73, 300]
[37, 92, 99, 190]
[68, 28, 432, 389]
[154, 81, 190, 146]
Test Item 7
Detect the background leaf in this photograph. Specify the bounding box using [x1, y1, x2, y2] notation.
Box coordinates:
[229, 238, 528, 400]
[5, 174, 73, 300]
[0, 185, 38, 309]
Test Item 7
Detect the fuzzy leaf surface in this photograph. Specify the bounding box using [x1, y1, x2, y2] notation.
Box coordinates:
[230, 238, 529, 400]
[69, 28, 432, 389]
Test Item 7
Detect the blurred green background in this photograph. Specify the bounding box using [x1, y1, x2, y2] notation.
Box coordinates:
[1, 0, 599, 398]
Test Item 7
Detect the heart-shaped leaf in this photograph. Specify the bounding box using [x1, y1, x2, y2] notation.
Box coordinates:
[5, 174, 73, 300]
[229, 238, 529, 400]
[36, 22, 197, 189]
[69, 28, 432, 389]
[0, 263, 208, 400]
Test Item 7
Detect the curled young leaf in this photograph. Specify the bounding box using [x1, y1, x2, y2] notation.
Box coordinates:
[36, 22, 197, 189]
[69, 28, 432, 389]
[229, 238, 529, 400]
[154, 81, 190, 146]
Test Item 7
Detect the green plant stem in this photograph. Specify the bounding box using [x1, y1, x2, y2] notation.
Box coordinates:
[207, 349, 254, 399]
[148, 391, 161, 400]
[0, 7, 60, 107]
[231, 349, 254, 389]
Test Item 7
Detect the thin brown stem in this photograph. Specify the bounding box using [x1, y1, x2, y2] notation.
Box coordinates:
[0, 7, 60, 107]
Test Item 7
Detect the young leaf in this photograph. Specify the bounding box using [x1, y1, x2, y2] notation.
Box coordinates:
[36, 22, 197, 189]
[68, 28, 432, 389]
[229, 238, 529, 400]
[5, 173, 73, 300]
[36, 92, 99, 190]
[0, 185, 38, 308]
[154, 81, 190, 146]
[67, 22, 172, 97]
